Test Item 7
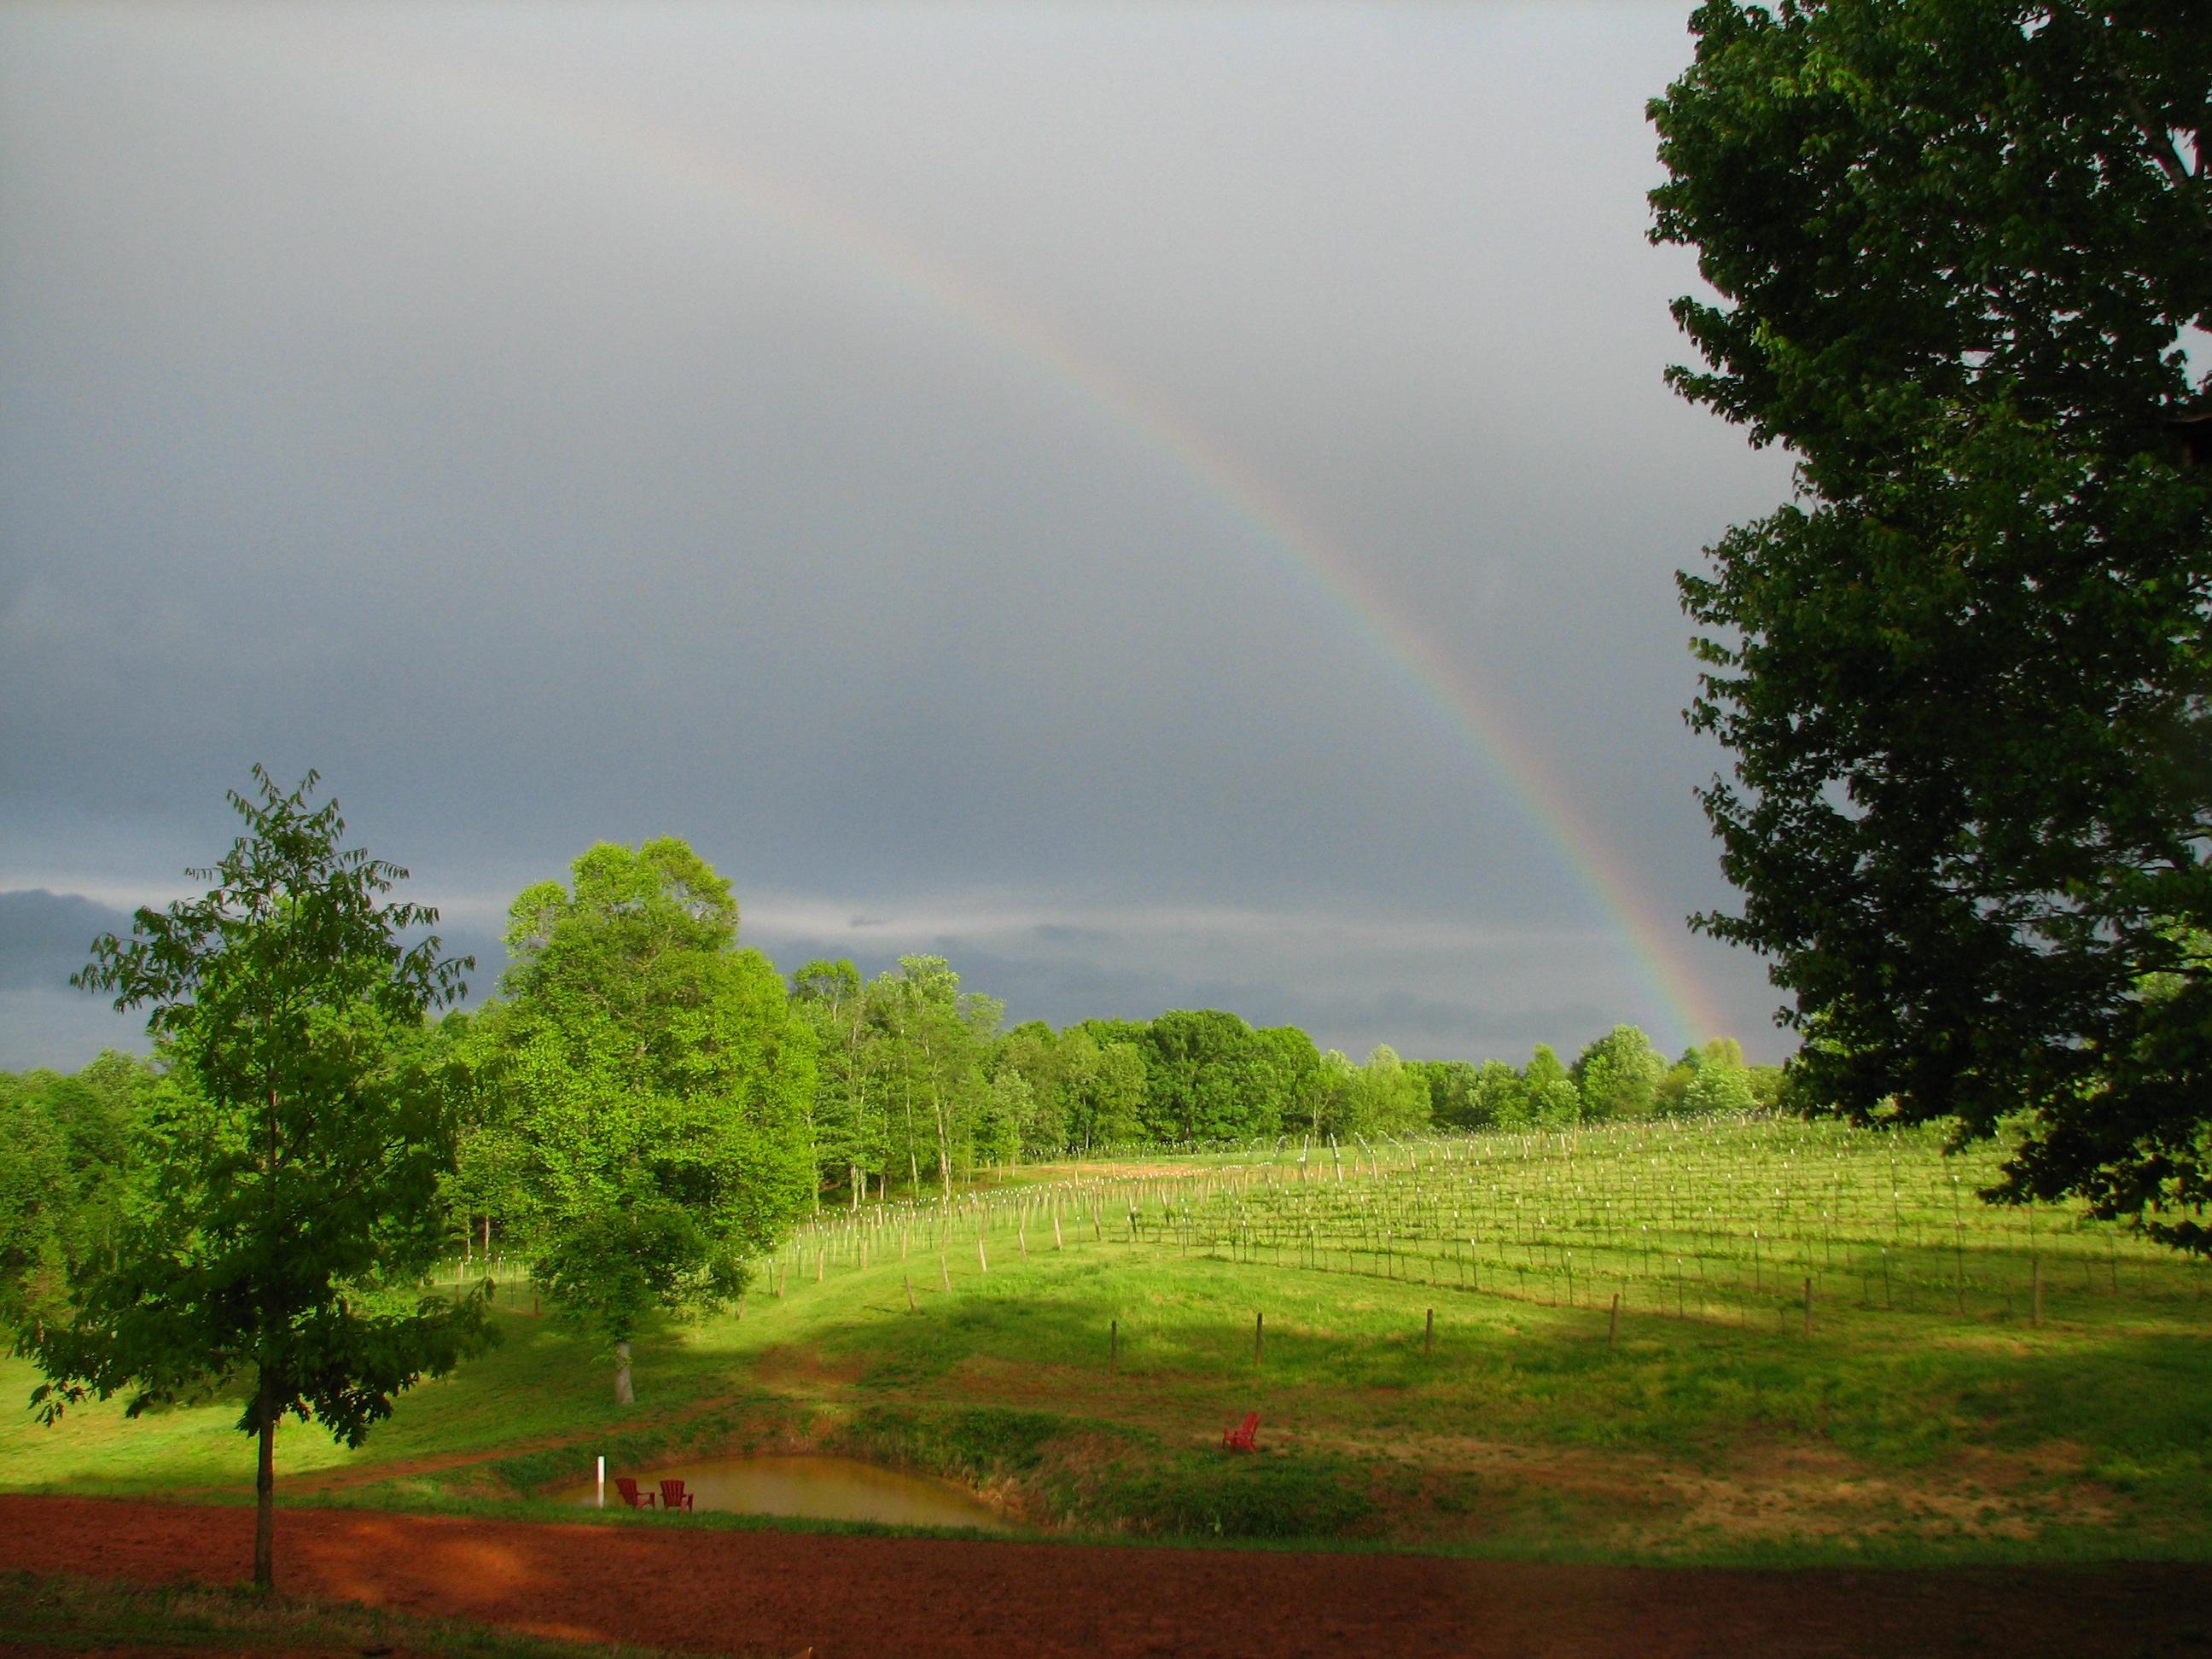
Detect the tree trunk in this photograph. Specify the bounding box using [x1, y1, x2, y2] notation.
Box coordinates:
[927, 1060, 952, 1199]
[614, 1341, 634, 1406]
[253, 1364, 277, 1590]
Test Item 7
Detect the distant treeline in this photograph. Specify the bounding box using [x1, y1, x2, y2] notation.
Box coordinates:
[2, 898, 1779, 1315]
[783, 952, 1778, 1203]
[0, 1051, 163, 1329]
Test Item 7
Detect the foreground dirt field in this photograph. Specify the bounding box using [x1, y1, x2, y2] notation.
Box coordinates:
[3, 1497, 2208, 1659]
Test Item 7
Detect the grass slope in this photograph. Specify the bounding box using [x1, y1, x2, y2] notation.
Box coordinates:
[3, 1118, 2205, 1564]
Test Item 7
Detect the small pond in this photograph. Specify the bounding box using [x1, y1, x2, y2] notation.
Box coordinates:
[556, 1454, 1002, 1530]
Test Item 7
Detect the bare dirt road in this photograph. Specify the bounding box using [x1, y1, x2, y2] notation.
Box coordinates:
[2, 1496, 2206, 1658]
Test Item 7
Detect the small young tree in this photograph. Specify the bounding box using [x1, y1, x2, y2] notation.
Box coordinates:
[27, 768, 492, 1590]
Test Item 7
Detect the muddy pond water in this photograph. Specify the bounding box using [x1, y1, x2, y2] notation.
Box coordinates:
[556, 1455, 1002, 1530]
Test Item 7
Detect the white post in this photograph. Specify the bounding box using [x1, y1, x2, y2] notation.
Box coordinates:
[597, 1455, 605, 1509]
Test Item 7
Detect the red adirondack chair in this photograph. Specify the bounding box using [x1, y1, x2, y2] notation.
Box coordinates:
[659, 1477, 695, 1512]
[1222, 1412, 1260, 1452]
[614, 1476, 655, 1510]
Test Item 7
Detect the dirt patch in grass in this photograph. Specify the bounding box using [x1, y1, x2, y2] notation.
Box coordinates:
[1656, 1439, 2124, 1549]
[1161, 1422, 2135, 1555]
[748, 1342, 870, 1392]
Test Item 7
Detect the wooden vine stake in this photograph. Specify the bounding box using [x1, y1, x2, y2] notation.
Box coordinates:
[1109, 1318, 1119, 1375]
[905, 1275, 916, 1313]
[1802, 1277, 1813, 1337]
[1254, 1310, 1265, 1369]
[1607, 1292, 1620, 1347]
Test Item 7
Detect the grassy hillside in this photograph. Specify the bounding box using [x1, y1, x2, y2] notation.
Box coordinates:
[3, 1116, 2205, 1564]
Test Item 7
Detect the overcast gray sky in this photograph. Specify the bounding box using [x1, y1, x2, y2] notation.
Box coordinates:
[1, 2, 1798, 1073]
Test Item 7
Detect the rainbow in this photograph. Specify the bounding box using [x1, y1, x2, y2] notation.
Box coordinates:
[292, 33, 1732, 1051]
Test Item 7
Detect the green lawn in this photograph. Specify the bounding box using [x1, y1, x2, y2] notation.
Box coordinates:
[5, 1117, 2207, 1564]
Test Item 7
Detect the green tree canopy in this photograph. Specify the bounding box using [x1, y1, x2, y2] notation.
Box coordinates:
[1469, 1059, 1531, 1129]
[1068, 1034, 1150, 1150]
[26, 769, 490, 1587]
[0, 1053, 166, 1330]
[1571, 1027, 1668, 1121]
[789, 958, 874, 1205]
[480, 838, 815, 1400]
[1652, 0, 2212, 1249]
[1142, 1010, 1258, 1141]
[1522, 1045, 1582, 1128]
[1353, 1045, 1433, 1136]
[1409, 1059, 1480, 1129]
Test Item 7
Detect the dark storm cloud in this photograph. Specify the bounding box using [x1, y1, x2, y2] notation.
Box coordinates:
[0, 890, 131, 992]
[1031, 923, 1114, 946]
[0, 891, 144, 1069]
[0, 3, 1795, 1071]
[742, 899, 1631, 1065]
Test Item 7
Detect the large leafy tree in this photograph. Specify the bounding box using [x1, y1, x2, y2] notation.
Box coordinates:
[480, 839, 815, 1401]
[1571, 1027, 1668, 1121]
[27, 769, 492, 1588]
[790, 958, 875, 1205]
[1652, 0, 2212, 1249]
[1062, 1029, 1150, 1151]
[1137, 1010, 1313, 1142]
[874, 955, 1000, 1196]
[1522, 1044, 1583, 1128]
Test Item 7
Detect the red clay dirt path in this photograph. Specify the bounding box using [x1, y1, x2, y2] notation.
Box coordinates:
[3, 1496, 2208, 1659]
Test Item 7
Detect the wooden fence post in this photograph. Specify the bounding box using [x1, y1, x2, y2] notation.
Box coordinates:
[977, 1237, 988, 1275]
[1425, 1307, 1435, 1354]
[2032, 1257, 2044, 1328]
[1802, 1277, 1813, 1336]
[905, 1276, 917, 1313]
[940, 1254, 951, 1293]
[1607, 1292, 1620, 1346]
[1254, 1310, 1265, 1368]
[1110, 1318, 1119, 1375]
